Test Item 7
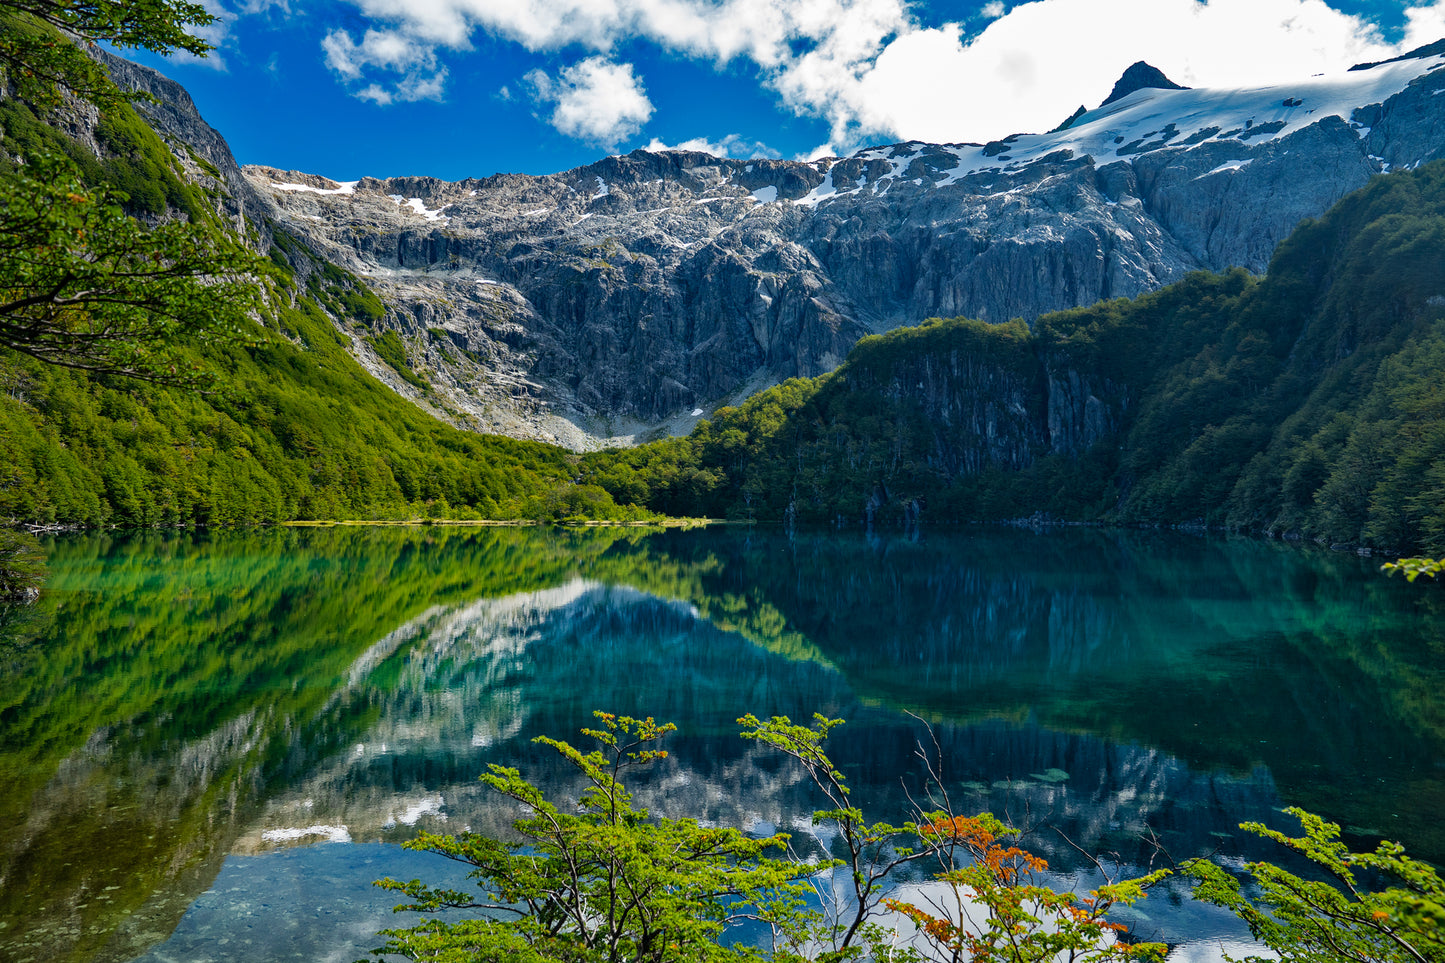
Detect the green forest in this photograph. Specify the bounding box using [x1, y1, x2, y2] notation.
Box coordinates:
[583, 164, 1445, 554]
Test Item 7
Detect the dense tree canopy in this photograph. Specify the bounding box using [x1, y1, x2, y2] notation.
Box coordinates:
[0, 0, 655, 524]
[0, 0, 265, 386]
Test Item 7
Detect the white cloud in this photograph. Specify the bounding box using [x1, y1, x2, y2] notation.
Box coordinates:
[832, 0, 1417, 148]
[396, 69, 449, 101]
[799, 141, 837, 161]
[323, 0, 1445, 149]
[153, 0, 296, 71]
[1403, 1, 1445, 48]
[644, 134, 780, 159]
[324, 0, 910, 136]
[351, 70, 448, 105]
[322, 27, 448, 103]
[322, 28, 438, 79]
[356, 83, 395, 105]
[527, 57, 654, 146]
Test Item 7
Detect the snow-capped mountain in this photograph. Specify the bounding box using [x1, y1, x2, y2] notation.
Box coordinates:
[230, 44, 1445, 447]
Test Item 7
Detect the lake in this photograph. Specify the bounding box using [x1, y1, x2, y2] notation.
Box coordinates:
[1, 525, 1441, 963]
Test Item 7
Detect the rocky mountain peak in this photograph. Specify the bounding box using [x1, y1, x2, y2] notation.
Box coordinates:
[1099, 61, 1188, 107]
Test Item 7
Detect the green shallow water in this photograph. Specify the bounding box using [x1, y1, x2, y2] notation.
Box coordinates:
[1, 526, 1441, 963]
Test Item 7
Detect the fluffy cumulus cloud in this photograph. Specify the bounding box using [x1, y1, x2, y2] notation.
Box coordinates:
[320, 0, 911, 119]
[321, 0, 1445, 148]
[322, 27, 447, 103]
[1404, 0, 1445, 43]
[525, 57, 654, 145]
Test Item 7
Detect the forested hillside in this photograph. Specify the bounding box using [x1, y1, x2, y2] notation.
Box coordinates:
[0, 78, 641, 526]
[584, 162, 1445, 553]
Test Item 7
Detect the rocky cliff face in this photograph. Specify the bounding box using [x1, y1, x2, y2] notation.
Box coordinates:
[848, 347, 1128, 477]
[97, 50, 273, 241]
[116, 45, 1445, 448]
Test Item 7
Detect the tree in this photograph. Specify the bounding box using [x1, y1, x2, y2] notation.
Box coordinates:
[369, 712, 828, 963]
[0, 0, 216, 109]
[884, 813, 1168, 963]
[737, 712, 958, 960]
[370, 713, 1172, 963]
[739, 714, 1167, 963]
[0, 0, 264, 384]
[1185, 808, 1445, 963]
[0, 155, 258, 383]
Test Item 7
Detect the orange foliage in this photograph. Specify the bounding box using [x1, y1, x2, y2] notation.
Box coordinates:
[921, 814, 1048, 885]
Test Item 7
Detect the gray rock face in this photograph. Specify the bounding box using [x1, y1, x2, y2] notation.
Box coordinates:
[835, 343, 1125, 480]
[109, 45, 1445, 449]
[97, 50, 273, 240]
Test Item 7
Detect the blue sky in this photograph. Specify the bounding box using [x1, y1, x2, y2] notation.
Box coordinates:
[124, 0, 1443, 181]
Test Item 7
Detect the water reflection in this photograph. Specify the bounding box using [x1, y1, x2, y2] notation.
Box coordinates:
[0, 526, 1440, 963]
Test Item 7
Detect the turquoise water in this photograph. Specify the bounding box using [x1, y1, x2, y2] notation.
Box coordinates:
[1, 526, 1441, 962]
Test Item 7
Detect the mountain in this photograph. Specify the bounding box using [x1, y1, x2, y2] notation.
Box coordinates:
[248, 48, 1445, 447]
[581, 160, 1445, 553]
[5, 41, 1445, 536]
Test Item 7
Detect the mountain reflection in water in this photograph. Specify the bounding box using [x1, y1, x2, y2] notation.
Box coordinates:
[1, 526, 1440, 963]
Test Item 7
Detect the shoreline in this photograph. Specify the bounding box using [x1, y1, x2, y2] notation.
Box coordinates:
[5, 517, 1402, 556]
[279, 517, 744, 529]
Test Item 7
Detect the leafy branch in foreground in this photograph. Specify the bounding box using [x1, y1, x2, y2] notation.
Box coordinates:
[886, 813, 1168, 963]
[0, 0, 265, 388]
[372, 712, 1174, 963]
[740, 714, 1167, 963]
[738, 712, 957, 959]
[0, 0, 216, 109]
[0, 155, 260, 384]
[370, 712, 827, 963]
[1185, 808, 1445, 963]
